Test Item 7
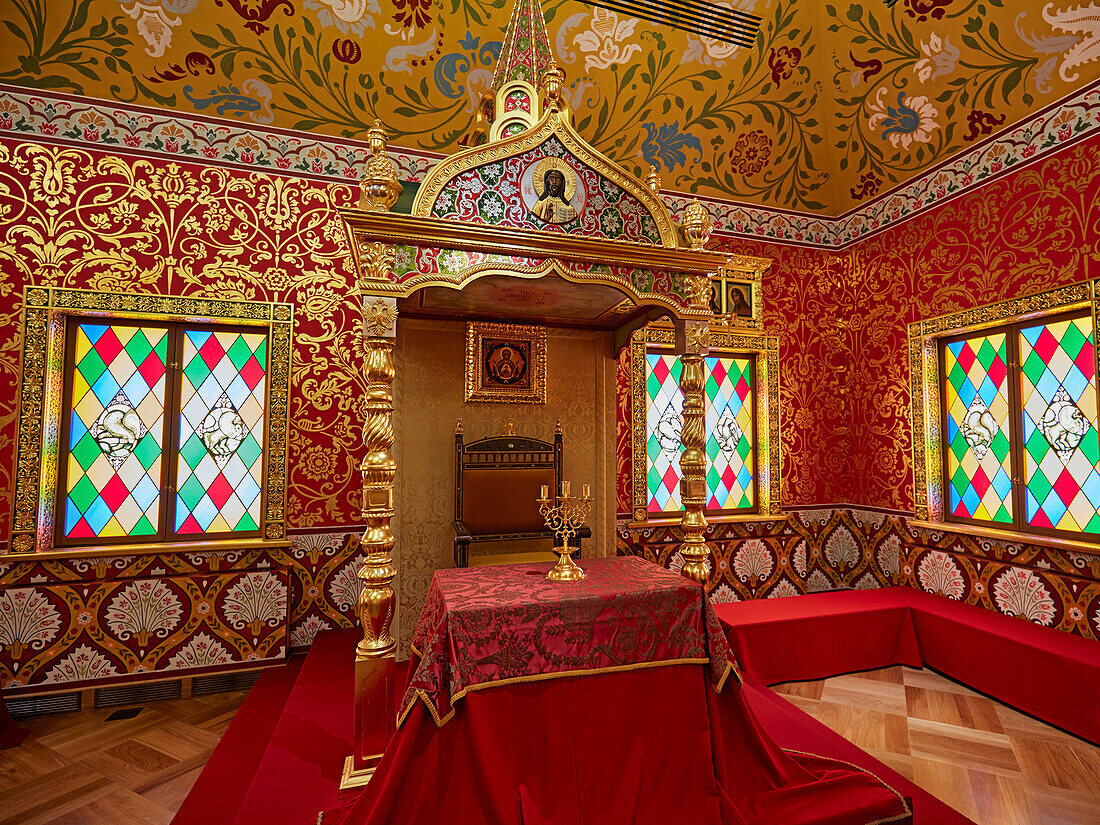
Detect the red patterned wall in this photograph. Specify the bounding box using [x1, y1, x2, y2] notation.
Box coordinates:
[0, 138, 367, 692]
[618, 133, 1100, 642]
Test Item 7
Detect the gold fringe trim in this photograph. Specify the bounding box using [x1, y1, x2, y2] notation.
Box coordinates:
[781, 748, 913, 825]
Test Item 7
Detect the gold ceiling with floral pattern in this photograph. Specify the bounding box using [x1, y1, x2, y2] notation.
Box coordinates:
[0, 0, 1098, 214]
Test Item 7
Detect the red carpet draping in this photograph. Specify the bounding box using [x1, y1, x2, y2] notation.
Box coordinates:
[715, 587, 1100, 744]
[325, 558, 911, 825]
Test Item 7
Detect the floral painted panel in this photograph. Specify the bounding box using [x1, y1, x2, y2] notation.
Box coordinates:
[1, 0, 1096, 213]
[428, 136, 662, 243]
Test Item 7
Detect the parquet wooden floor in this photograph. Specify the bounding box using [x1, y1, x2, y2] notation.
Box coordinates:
[0, 690, 248, 825]
[774, 666, 1100, 825]
[1, 667, 1097, 824]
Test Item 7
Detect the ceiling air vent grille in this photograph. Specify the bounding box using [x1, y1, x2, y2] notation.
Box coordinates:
[193, 670, 261, 696]
[7, 692, 81, 718]
[95, 679, 182, 709]
[586, 0, 761, 48]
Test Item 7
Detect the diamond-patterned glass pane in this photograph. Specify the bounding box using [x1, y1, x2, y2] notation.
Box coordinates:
[645, 352, 683, 513]
[175, 330, 267, 535]
[63, 323, 167, 539]
[943, 333, 1013, 523]
[1019, 316, 1100, 534]
[705, 355, 754, 510]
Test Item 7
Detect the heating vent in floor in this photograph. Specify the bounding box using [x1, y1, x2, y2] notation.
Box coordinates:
[585, 0, 761, 48]
[7, 691, 81, 719]
[192, 670, 261, 696]
[95, 679, 182, 709]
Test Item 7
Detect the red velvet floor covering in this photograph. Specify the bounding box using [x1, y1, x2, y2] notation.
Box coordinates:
[171, 629, 970, 825]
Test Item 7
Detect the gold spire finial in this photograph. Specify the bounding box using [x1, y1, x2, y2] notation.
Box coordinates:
[646, 164, 662, 194]
[541, 66, 565, 112]
[360, 120, 402, 212]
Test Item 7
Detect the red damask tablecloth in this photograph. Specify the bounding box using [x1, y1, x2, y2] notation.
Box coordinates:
[399, 555, 739, 726]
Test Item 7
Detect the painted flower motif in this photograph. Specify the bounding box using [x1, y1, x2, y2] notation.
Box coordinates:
[76, 110, 107, 142]
[913, 33, 959, 82]
[963, 109, 1007, 142]
[1069, 605, 1084, 622]
[806, 569, 832, 592]
[44, 644, 118, 684]
[305, 0, 380, 36]
[917, 551, 965, 599]
[0, 588, 62, 659]
[167, 632, 233, 669]
[106, 579, 183, 647]
[709, 583, 740, 604]
[641, 121, 703, 171]
[768, 45, 802, 86]
[791, 539, 807, 577]
[1042, 2, 1100, 83]
[729, 130, 772, 175]
[150, 162, 194, 208]
[300, 443, 338, 480]
[993, 568, 1056, 626]
[824, 525, 859, 570]
[768, 578, 800, 599]
[903, 0, 955, 22]
[391, 0, 433, 31]
[876, 535, 901, 580]
[222, 572, 288, 635]
[849, 171, 882, 201]
[732, 539, 773, 582]
[28, 148, 78, 209]
[123, 2, 183, 58]
[290, 614, 332, 647]
[853, 572, 879, 590]
[868, 88, 940, 149]
[573, 8, 642, 72]
[329, 558, 363, 612]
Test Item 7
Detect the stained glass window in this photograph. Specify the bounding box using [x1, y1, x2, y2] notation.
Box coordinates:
[176, 330, 267, 535]
[939, 310, 1100, 540]
[62, 323, 168, 540]
[942, 333, 1013, 524]
[644, 350, 757, 515]
[705, 355, 754, 511]
[645, 353, 683, 513]
[57, 320, 269, 546]
[1019, 316, 1100, 534]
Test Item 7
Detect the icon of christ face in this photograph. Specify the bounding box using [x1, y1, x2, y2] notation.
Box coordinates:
[532, 167, 577, 224]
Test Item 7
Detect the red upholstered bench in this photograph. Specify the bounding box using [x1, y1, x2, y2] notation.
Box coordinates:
[714, 586, 1100, 744]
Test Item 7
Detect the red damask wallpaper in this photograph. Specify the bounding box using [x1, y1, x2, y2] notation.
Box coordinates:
[0, 138, 368, 692]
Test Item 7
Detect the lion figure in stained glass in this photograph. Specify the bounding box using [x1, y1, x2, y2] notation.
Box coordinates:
[714, 410, 744, 460]
[960, 396, 998, 460]
[198, 396, 248, 461]
[1037, 386, 1090, 462]
[92, 392, 147, 468]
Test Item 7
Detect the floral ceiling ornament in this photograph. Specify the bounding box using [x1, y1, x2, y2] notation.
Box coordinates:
[728, 130, 772, 175]
[767, 45, 802, 86]
[867, 88, 940, 149]
[121, 2, 185, 58]
[913, 32, 959, 82]
[573, 8, 642, 72]
[306, 0, 380, 36]
[1042, 2, 1100, 82]
[214, 0, 294, 35]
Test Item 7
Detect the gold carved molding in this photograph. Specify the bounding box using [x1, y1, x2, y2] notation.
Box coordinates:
[410, 108, 680, 248]
[10, 287, 293, 554]
[908, 277, 1095, 524]
[629, 323, 781, 524]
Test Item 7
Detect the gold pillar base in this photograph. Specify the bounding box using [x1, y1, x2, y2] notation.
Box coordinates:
[340, 754, 383, 790]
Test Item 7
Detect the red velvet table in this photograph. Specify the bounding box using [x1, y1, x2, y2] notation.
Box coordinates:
[325, 557, 912, 825]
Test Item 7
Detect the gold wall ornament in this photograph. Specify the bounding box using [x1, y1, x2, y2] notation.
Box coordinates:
[681, 199, 714, 251]
[359, 121, 402, 212]
[9, 286, 292, 556]
[908, 279, 1094, 526]
[364, 298, 398, 338]
[646, 164, 662, 195]
[465, 321, 547, 405]
[357, 241, 397, 286]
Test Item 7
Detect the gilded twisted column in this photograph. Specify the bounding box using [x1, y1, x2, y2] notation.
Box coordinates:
[677, 199, 715, 585]
[342, 121, 402, 789]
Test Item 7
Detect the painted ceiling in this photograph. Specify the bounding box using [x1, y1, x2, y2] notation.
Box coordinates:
[0, 0, 1098, 215]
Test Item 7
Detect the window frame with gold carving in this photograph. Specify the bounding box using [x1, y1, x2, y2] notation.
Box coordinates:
[629, 322, 781, 525]
[910, 278, 1100, 552]
[7, 287, 292, 557]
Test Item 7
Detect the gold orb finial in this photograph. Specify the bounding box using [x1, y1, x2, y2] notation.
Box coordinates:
[360, 120, 402, 212]
[542, 66, 565, 112]
[681, 199, 714, 251]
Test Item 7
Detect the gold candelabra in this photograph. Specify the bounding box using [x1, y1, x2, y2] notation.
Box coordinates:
[538, 481, 592, 582]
